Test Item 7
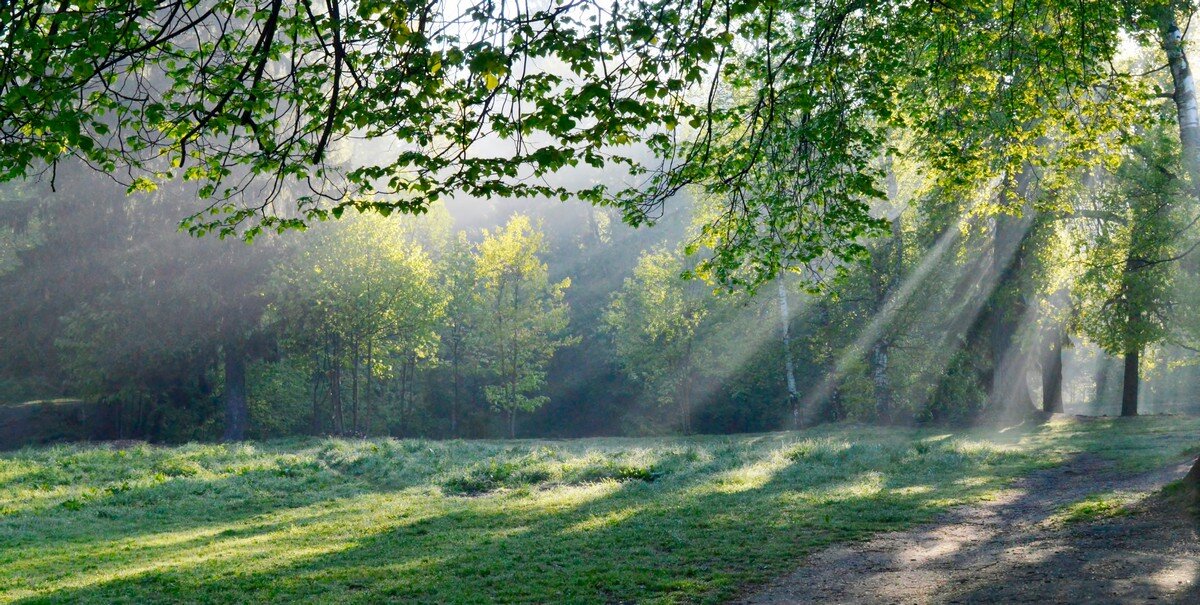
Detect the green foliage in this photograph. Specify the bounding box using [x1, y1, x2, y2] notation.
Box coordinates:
[473, 215, 576, 432]
[1075, 125, 1187, 358]
[0, 0, 1170, 290]
[270, 212, 449, 435]
[604, 248, 713, 431]
[245, 358, 317, 439]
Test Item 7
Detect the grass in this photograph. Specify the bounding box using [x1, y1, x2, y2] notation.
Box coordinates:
[0, 416, 1197, 604]
[1053, 491, 1141, 524]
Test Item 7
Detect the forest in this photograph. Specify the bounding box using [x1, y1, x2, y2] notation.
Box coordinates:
[4, 0, 1200, 603]
[7, 120, 1200, 444]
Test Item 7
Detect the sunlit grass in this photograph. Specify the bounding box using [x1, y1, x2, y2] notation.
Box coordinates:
[1, 416, 1197, 604]
[1053, 491, 1142, 525]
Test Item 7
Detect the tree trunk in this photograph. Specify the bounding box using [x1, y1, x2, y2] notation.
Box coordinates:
[988, 200, 1036, 416]
[870, 340, 892, 421]
[310, 369, 322, 435]
[450, 338, 461, 438]
[222, 340, 249, 441]
[365, 337, 373, 435]
[330, 365, 344, 435]
[870, 217, 903, 423]
[1161, 16, 1200, 198]
[1186, 456, 1200, 491]
[1121, 347, 1140, 417]
[1041, 330, 1064, 414]
[777, 278, 799, 426]
[1160, 17, 1200, 498]
[509, 410, 516, 439]
[351, 336, 360, 434]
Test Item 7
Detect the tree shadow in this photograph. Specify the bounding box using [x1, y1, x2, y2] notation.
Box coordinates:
[736, 451, 1200, 604]
[16, 431, 1061, 604]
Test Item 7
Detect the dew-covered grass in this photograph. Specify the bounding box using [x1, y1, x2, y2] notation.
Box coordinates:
[1, 416, 1197, 604]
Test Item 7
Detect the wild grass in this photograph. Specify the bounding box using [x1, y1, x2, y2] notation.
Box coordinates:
[0, 416, 1197, 604]
[1053, 491, 1140, 524]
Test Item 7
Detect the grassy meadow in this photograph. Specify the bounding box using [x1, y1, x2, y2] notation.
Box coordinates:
[1, 416, 1198, 604]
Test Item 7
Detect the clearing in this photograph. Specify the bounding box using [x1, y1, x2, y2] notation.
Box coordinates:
[0, 416, 1197, 604]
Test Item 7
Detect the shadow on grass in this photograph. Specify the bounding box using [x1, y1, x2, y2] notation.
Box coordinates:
[8, 428, 1059, 604]
[735, 450, 1200, 605]
[939, 469, 1200, 604]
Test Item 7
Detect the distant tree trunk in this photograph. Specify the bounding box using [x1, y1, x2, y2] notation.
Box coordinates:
[777, 278, 799, 426]
[1041, 330, 1064, 414]
[450, 337, 461, 437]
[330, 364, 344, 435]
[365, 337, 373, 435]
[869, 214, 903, 423]
[351, 336, 360, 434]
[1094, 355, 1114, 415]
[310, 370, 322, 434]
[509, 409, 516, 439]
[681, 346, 695, 434]
[1121, 347, 1140, 417]
[222, 340, 249, 441]
[870, 340, 892, 419]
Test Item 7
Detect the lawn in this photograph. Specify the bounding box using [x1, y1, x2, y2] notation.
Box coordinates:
[1, 416, 1198, 604]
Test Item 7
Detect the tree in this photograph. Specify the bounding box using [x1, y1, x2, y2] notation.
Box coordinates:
[271, 214, 446, 435]
[1076, 127, 1186, 417]
[437, 231, 481, 437]
[474, 215, 575, 437]
[605, 248, 710, 433]
[14, 174, 282, 441]
[1, 0, 1164, 289]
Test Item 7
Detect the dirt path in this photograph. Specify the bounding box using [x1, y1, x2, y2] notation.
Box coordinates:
[737, 455, 1200, 604]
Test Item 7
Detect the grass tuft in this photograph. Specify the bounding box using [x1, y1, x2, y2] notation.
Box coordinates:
[1053, 492, 1139, 524]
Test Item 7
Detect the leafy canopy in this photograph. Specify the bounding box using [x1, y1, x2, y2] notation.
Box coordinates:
[0, 0, 1183, 285]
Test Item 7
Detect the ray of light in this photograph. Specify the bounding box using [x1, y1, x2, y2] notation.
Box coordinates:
[795, 217, 968, 419]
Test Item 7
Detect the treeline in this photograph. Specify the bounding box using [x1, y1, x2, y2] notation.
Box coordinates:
[6, 115, 1200, 445]
[0, 171, 589, 441]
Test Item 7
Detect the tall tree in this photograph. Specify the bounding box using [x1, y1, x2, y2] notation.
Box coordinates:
[605, 248, 712, 433]
[271, 214, 446, 435]
[437, 231, 481, 437]
[1076, 127, 1185, 416]
[474, 215, 575, 437]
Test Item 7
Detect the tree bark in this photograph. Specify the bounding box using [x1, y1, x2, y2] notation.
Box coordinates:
[365, 337, 373, 435]
[310, 369, 322, 435]
[450, 337, 461, 438]
[222, 340, 249, 441]
[1159, 12, 1200, 496]
[1161, 16, 1200, 198]
[330, 364, 344, 435]
[1041, 330, 1064, 414]
[1121, 347, 1140, 417]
